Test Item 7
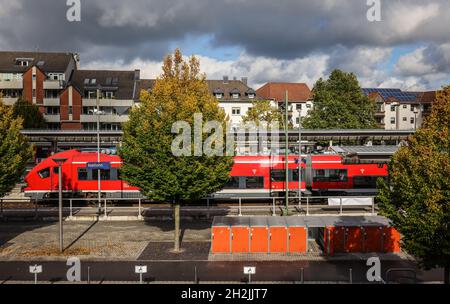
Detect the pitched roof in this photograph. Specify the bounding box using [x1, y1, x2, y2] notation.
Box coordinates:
[137, 79, 261, 101]
[256, 82, 312, 103]
[70, 70, 138, 100]
[362, 88, 437, 104]
[0, 51, 75, 73]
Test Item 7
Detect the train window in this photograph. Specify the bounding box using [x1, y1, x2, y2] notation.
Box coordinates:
[292, 169, 305, 181]
[270, 169, 286, 182]
[38, 168, 50, 179]
[224, 177, 240, 189]
[313, 169, 347, 182]
[245, 176, 264, 189]
[353, 176, 387, 189]
[53, 167, 59, 174]
[78, 168, 88, 181]
[91, 169, 111, 180]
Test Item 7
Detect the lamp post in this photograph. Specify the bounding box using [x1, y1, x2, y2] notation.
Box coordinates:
[53, 157, 67, 253]
[298, 111, 302, 209]
[96, 88, 101, 215]
[284, 90, 289, 216]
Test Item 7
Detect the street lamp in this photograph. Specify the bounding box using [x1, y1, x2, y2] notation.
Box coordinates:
[284, 90, 289, 216]
[53, 157, 67, 253]
[298, 111, 302, 210]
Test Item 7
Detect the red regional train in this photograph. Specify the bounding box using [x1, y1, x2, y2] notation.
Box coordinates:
[23, 149, 388, 200]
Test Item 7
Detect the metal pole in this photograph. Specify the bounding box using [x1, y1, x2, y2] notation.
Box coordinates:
[206, 198, 210, 219]
[298, 114, 302, 212]
[372, 197, 375, 215]
[301, 268, 304, 284]
[272, 197, 275, 216]
[306, 197, 309, 216]
[284, 90, 289, 216]
[138, 198, 142, 220]
[97, 88, 101, 215]
[140, 273, 143, 284]
[69, 199, 73, 218]
[349, 268, 353, 284]
[194, 266, 198, 284]
[104, 199, 107, 218]
[34, 273, 37, 285]
[87, 266, 90, 284]
[239, 198, 242, 216]
[248, 273, 251, 284]
[339, 197, 343, 215]
[58, 164, 63, 253]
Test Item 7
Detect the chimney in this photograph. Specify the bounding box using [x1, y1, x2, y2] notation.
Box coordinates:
[223, 76, 228, 84]
[134, 69, 140, 81]
[241, 77, 248, 86]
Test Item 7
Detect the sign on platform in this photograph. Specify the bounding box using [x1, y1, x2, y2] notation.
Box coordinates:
[135, 265, 147, 274]
[244, 267, 256, 275]
[29, 265, 43, 274]
[87, 162, 111, 170]
[328, 197, 373, 206]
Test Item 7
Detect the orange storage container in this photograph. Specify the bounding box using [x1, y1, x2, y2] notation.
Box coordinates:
[383, 227, 401, 253]
[211, 217, 232, 254]
[268, 217, 288, 253]
[285, 217, 307, 253]
[324, 226, 345, 256]
[250, 217, 269, 253]
[363, 226, 383, 253]
[231, 217, 250, 253]
[345, 227, 363, 253]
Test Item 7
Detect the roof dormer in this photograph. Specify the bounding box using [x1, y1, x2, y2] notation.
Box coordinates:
[230, 88, 241, 99]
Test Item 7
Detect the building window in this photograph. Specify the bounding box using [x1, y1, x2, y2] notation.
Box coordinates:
[296, 104, 302, 110]
[391, 105, 396, 111]
[296, 117, 300, 124]
[410, 117, 414, 124]
[403, 105, 407, 109]
[104, 91, 115, 99]
[248, 93, 255, 99]
[403, 117, 407, 121]
[69, 106, 73, 115]
[215, 93, 223, 99]
[47, 123, 61, 130]
[82, 107, 96, 115]
[45, 106, 60, 115]
[45, 90, 59, 98]
[32, 89, 36, 98]
[411, 105, 416, 112]
[82, 123, 97, 130]
[232, 93, 240, 99]
[390, 118, 395, 124]
[306, 104, 312, 109]
[232, 107, 241, 115]
[87, 91, 97, 99]
[32, 74, 36, 81]
[20, 61, 29, 67]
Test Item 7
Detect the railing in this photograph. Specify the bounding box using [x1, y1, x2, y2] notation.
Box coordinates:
[0, 195, 377, 220]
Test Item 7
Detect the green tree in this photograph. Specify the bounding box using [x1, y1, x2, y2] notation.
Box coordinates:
[0, 97, 34, 198]
[242, 100, 283, 127]
[119, 49, 234, 252]
[12, 97, 47, 129]
[377, 86, 450, 283]
[302, 69, 377, 129]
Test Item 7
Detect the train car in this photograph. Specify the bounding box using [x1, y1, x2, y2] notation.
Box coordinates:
[24, 150, 388, 200]
[23, 150, 141, 200]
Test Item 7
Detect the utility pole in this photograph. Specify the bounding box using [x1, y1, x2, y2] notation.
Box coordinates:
[298, 113, 302, 208]
[284, 90, 289, 216]
[96, 88, 101, 215]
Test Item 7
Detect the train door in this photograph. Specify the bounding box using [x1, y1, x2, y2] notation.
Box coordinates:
[345, 227, 363, 253]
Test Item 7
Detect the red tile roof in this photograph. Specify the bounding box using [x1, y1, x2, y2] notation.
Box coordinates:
[256, 82, 312, 103]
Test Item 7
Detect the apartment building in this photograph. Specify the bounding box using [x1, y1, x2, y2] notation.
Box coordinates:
[362, 88, 436, 130]
[256, 82, 313, 128]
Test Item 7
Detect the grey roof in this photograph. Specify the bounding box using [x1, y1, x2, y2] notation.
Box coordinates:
[331, 145, 399, 156]
[70, 70, 138, 100]
[213, 216, 392, 227]
[0, 51, 75, 73]
[250, 217, 269, 227]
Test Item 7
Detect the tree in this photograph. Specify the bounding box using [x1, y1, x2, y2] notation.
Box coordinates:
[242, 100, 283, 127]
[302, 69, 377, 129]
[119, 49, 234, 252]
[0, 97, 34, 198]
[377, 86, 450, 283]
[12, 97, 47, 129]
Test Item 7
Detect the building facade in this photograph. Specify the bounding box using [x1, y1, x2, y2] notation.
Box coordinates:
[362, 88, 436, 130]
[256, 82, 313, 128]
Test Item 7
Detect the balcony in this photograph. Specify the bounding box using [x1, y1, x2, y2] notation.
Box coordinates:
[0, 80, 23, 89]
[43, 114, 61, 123]
[82, 98, 134, 107]
[43, 98, 60, 106]
[43, 80, 65, 90]
[80, 114, 129, 123]
[1, 97, 18, 105]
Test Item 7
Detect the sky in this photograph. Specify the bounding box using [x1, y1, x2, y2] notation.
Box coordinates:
[1, 0, 449, 90]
